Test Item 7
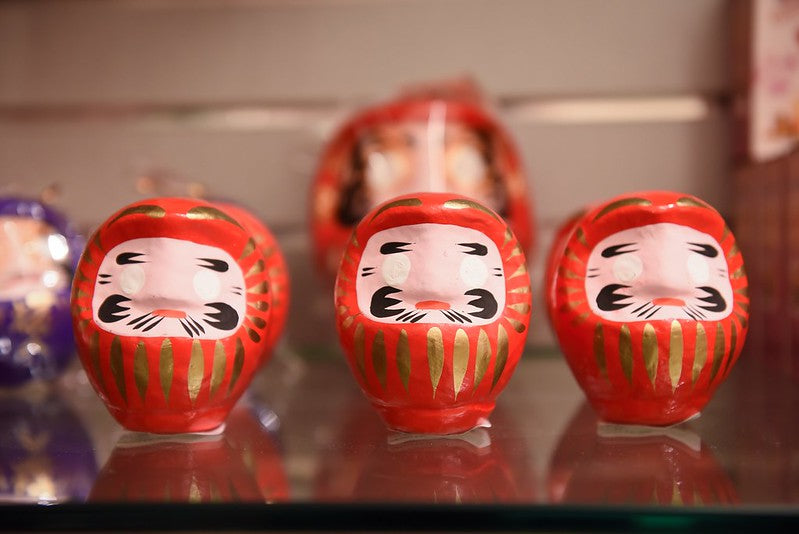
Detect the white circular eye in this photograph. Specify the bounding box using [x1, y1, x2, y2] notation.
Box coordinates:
[448, 145, 487, 185]
[612, 255, 643, 283]
[381, 254, 411, 285]
[194, 270, 221, 300]
[120, 265, 145, 295]
[460, 256, 488, 287]
[686, 254, 710, 284]
[366, 151, 406, 191]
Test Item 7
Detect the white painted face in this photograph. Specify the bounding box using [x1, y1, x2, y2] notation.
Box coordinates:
[584, 223, 733, 322]
[92, 237, 246, 339]
[355, 223, 505, 325]
[0, 217, 70, 301]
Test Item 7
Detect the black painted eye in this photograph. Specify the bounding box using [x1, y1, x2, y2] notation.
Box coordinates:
[458, 243, 488, 256]
[465, 289, 498, 319]
[688, 243, 719, 258]
[696, 286, 726, 312]
[380, 242, 412, 255]
[203, 302, 239, 330]
[116, 252, 145, 265]
[197, 258, 229, 272]
[98, 295, 131, 323]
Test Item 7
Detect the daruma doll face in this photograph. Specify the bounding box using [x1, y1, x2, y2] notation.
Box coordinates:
[71, 198, 284, 434]
[547, 192, 749, 425]
[336, 193, 532, 434]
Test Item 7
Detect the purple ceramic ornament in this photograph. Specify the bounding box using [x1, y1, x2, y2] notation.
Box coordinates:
[0, 197, 84, 387]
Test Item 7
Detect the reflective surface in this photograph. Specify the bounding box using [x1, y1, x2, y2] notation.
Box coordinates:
[1, 345, 799, 530]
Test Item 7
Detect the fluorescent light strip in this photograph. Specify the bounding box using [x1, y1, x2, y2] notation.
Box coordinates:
[507, 96, 712, 124]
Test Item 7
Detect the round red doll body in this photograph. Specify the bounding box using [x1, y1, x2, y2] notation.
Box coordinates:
[547, 191, 749, 425]
[335, 193, 532, 434]
[311, 96, 534, 274]
[70, 198, 288, 433]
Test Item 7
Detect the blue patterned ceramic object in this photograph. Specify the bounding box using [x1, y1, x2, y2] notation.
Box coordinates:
[0, 197, 84, 387]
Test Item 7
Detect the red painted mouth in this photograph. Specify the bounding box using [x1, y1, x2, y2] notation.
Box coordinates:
[415, 300, 450, 310]
[153, 309, 187, 318]
[652, 298, 686, 307]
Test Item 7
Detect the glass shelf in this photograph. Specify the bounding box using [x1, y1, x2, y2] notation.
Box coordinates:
[2, 345, 799, 532]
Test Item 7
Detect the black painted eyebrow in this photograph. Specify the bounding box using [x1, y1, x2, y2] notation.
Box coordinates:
[601, 243, 638, 258]
[197, 258, 229, 272]
[688, 243, 718, 258]
[380, 242, 412, 254]
[458, 242, 488, 256]
[116, 252, 146, 265]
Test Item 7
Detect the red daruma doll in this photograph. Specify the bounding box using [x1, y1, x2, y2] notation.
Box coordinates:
[547, 191, 749, 425]
[70, 198, 288, 433]
[311, 96, 534, 274]
[335, 193, 532, 434]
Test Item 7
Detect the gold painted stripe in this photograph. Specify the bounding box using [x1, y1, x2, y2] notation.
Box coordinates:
[239, 239, 256, 260]
[350, 234, 360, 248]
[248, 316, 266, 329]
[503, 228, 513, 246]
[110, 336, 126, 403]
[573, 312, 590, 324]
[160, 339, 173, 403]
[92, 232, 104, 253]
[342, 316, 354, 329]
[576, 227, 588, 247]
[510, 286, 530, 294]
[75, 269, 90, 283]
[397, 329, 410, 392]
[372, 330, 387, 388]
[210, 341, 226, 398]
[427, 327, 444, 397]
[565, 248, 584, 264]
[89, 331, 105, 393]
[188, 339, 204, 403]
[186, 206, 242, 228]
[734, 312, 748, 329]
[246, 260, 265, 277]
[693, 324, 707, 385]
[559, 286, 581, 294]
[453, 329, 469, 400]
[247, 328, 261, 343]
[669, 321, 683, 390]
[722, 225, 731, 242]
[594, 197, 652, 221]
[343, 253, 355, 265]
[724, 324, 738, 377]
[76, 289, 89, 299]
[109, 204, 166, 225]
[250, 301, 269, 311]
[562, 268, 581, 280]
[474, 329, 491, 389]
[443, 198, 500, 220]
[734, 287, 749, 296]
[731, 266, 746, 279]
[507, 303, 531, 314]
[370, 197, 423, 221]
[737, 302, 750, 313]
[337, 305, 348, 316]
[594, 323, 607, 378]
[247, 281, 269, 294]
[709, 324, 724, 384]
[727, 243, 740, 259]
[643, 323, 658, 387]
[508, 245, 524, 259]
[508, 318, 526, 333]
[491, 325, 509, 391]
[619, 325, 633, 383]
[354, 323, 366, 379]
[676, 196, 712, 210]
[566, 299, 585, 310]
[134, 341, 148, 402]
[509, 263, 527, 279]
[228, 338, 245, 394]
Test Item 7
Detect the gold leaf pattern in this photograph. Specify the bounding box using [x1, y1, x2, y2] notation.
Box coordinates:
[443, 198, 500, 220]
[453, 329, 469, 399]
[89, 331, 105, 393]
[210, 341, 226, 398]
[372, 329, 387, 388]
[134, 341, 148, 402]
[709, 324, 724, 384]
[474, 329, 491, 389]
[693, 324, 707, 385]
[370, 197, 423, 221]
[228, 338, 245, 394]
[109, 204, 166, 225]
[643, 324, 658, 387]
[188, 339, 204, 403]
[669, 321, 683, 390]
[427, 327, 444, 397]
[397, 330, 410, 392]
[186, 206, 242, 228]
[594, 197, 652, 221]
[619, 325, 633, 383]
[160, 339, 173, 403]
[491, 325, 509, 391]
[246, 260, 265, 277]
[239, 239, 256, 260]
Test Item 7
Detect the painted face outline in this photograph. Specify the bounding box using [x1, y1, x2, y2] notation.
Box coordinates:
[91, 237, 246, 339]
[355, 223, 506, 326]
[584, 223, 734, 323]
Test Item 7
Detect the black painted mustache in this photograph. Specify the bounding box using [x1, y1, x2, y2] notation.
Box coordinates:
[97, 294, 239, 335]
[595, 284, 728, 316]
[369, 286, 499, 322]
